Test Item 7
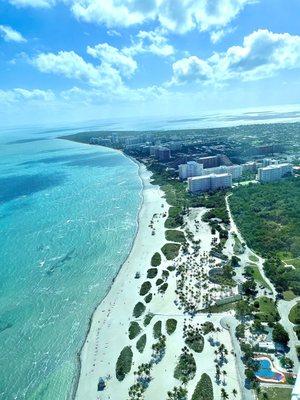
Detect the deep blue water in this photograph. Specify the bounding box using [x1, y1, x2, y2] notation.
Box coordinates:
[0, 127, 142, 399]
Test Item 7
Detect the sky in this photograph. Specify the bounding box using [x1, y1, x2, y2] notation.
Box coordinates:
[1, 0, 300, 126]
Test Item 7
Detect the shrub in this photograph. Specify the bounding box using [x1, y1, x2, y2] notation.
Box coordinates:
[133, 302, 146, 318]
[162, 270, 170, 280]
[161, 243, 181, 260]
[153, 320, 162, 339]
[116, 346, 133, 381]
[185, 330, 204, 353]
[140, 281, 152, 296]
[165, 230, 186, 243]
[144, 313, 154, 327]
[156, 278, 164, 286]
[167, 265, 176, 272]
[136, 334, 147, 353]
[158, 282, 168, 294]
[174, 351, 196, 382]
[144, 293, 153, 303]
[151, 252, 161, 267]
[191, 373, 213, 400]
[147, 268, 158, 279]
[166, 319, 177, 335]
[129, 321, 141, 340]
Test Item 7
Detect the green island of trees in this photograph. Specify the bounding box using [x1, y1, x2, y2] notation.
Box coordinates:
[161, 243, 181, 260]
[229, 178, 300, 296]
[116, 346, 133, 381]
[191, 373, 214, 400]
[151, 252, 161, 267]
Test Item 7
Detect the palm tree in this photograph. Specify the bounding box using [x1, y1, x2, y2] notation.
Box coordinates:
[221, 388, 229, 399]
[232, 388, 238, 397]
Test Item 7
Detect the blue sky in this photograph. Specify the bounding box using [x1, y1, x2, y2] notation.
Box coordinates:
[1, 0, 300, 125]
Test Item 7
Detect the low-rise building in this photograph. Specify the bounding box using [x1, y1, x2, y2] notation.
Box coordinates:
[188, 173, 232, 193]
[258, 163, 293, 182]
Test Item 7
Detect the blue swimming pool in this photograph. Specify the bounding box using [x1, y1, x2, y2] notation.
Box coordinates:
[255, 358, 284, 381]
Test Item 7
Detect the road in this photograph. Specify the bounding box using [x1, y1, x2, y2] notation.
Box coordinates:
[221, 316, 254, 400]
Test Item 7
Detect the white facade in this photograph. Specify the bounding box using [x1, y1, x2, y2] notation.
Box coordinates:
[188, 173, 232, 193]
[258, 163, 293, 182]
[179, 161, 203, 180]
[262, 158, 279, 167]
[203, 164, 243, 180]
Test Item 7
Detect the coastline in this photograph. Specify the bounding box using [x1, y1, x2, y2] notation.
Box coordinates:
[75, 160, 169, 399]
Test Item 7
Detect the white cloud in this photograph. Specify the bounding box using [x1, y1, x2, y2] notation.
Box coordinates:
[87, 43, 137, 77]
[0, 88, 54, 103]
[32, 50, 124, 88]
[71, 0, 255, 34]
[170, 29, 300, 84]
[9, 0, 55, 8]
[125, 28, 174, 57]
[0, 25, 26, 43]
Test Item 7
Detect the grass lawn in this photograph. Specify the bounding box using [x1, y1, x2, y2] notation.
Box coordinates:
[289, 302, 300, 324]
[283, 257, 300, 269]
[233, 235, 245, 255]
[202, 301, 239, 313]
[248, 264, 272, 291]
[249, 254, 259, 263]
[283, 290, 297, 301]
[259, 387, 292, 400]
[253, 296, 280, 323]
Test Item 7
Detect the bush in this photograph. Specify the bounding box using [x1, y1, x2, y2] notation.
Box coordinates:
[273, 323, 290, 345]
[174, 351, 196, 382]
[158, 282, 168, 294]
[140, 281, 152, 296]
[151, 252, 161, 267]
[156, 278, 164, 286]
[133, 302, 146, 318]
[147, 268, 158, 279]
[166, 319, 177, 335]
[165, 230, 186, 243]
[116, 346, 133, 381]
[161, 243, 181, 260]
[129, 321, 141, 340]
[191, 373, 213, 400]
[185, 331, 204, 353]
[144, 313, 154, 327]
[164, 206, 183, 229]
[144, 293, 153, 303]
[162, 270, 170, 280]
[136, 334, 147, 353]
[153, 320, 162, 339]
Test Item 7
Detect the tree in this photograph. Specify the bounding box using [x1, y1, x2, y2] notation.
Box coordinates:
[236, 300, 251, 320]
[272, 323, 289, 345]
[221, 388, 229, 399]
[232, 388, 238, 397]
[242, 279, 256, 296]
[245, 368, 256, 382]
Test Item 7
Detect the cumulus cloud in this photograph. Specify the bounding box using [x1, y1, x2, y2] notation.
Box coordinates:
[170, 29, 300, 84]
[87, 43, 137, 77]
[0, 88, 54, 103]
[125, 28, 174, 57]
[32, 50, 124, 89]
[0, 25, 26, 42]
[71, 0, 255, 34]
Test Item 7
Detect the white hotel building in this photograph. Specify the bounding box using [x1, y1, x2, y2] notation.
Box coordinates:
[179, 161, 203, 180]
[203, 165, 243, 180]
[188, 173, 232, 193]
[258, 163, 293, 183]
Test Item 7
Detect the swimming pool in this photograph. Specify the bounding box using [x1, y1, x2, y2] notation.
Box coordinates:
[255, 357, 285, 383]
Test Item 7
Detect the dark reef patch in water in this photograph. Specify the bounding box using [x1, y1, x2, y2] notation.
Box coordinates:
[6, 138, 49, 145]
[0, 173, 65, 204]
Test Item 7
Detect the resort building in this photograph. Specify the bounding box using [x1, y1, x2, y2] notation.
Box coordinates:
[262, 158, 279, 167]
[204, 165, 243, 180]
[188, 173, 232, 193]
[258, 341, 276, 353]
[258, 163, 293, 182]
[179, 161, 203, 180]
[150, 146, 171, 161]
[197, 155, 221, 168]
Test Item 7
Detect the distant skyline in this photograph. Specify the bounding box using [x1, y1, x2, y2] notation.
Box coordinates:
[1, 0, 300, 125]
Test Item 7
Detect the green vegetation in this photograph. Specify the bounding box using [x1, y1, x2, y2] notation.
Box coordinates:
[185, 329, 204, 353]
[151, 252, 161, 267]
[233, 234, 245, 255]
[133, 302, 146, 318]
[144, 293, 153, 303]
[259, 387, 292, 400]
[158, 282, 168, 294]
[289, 302, 300, 324]
[144, 313, 154, 327]
[161, 243, 181, 260]
[147, 268, 158, 279]
[116, 346, 133, 381]
[245, 264, 271, 291]
[203, 301, 239, 314]
[153, 320, 162, 339]
[272, 323, 290, 345]
[166, 319, 177, 335]
[253, 297, 280, 323]
[202, 322, 214, 335]
[174, 351, 196, 383]
[156, 278, 164, 286]
[249, 254, 259, 263]
[191, 373, 214, 400]
[139, 281, 152, 296]
[129, 321, 142, 340]
[136, 334, 147, 353]
[165, 206, 184, 229]
[283, 290, 297, 301]
[165, 229, 186, 243]
[208, 264, 236, 287]
[230, 179, 300, 295]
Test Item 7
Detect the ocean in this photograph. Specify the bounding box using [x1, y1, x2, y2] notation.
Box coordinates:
[0, 126, 142, 399]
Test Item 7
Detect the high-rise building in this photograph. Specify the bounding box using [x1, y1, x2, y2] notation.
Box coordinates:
[158, 147, 171, 161]
[179, 161, 203, 180]
[258, 163, 293, 182]
[197, 155, 221, 168]
[188, 173, 232, 193]
[203, 165, 243, 180]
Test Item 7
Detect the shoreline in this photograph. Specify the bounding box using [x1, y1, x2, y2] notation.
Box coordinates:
[74, 157, 168, 399]
[71, 152, 146, 399]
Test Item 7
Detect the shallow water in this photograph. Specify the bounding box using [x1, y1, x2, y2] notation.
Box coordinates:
[0, 127, 142, 399]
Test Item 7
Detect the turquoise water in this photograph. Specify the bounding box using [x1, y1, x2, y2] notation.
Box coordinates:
[255, 359, 283, 381]
[0, 127, 142, 399]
